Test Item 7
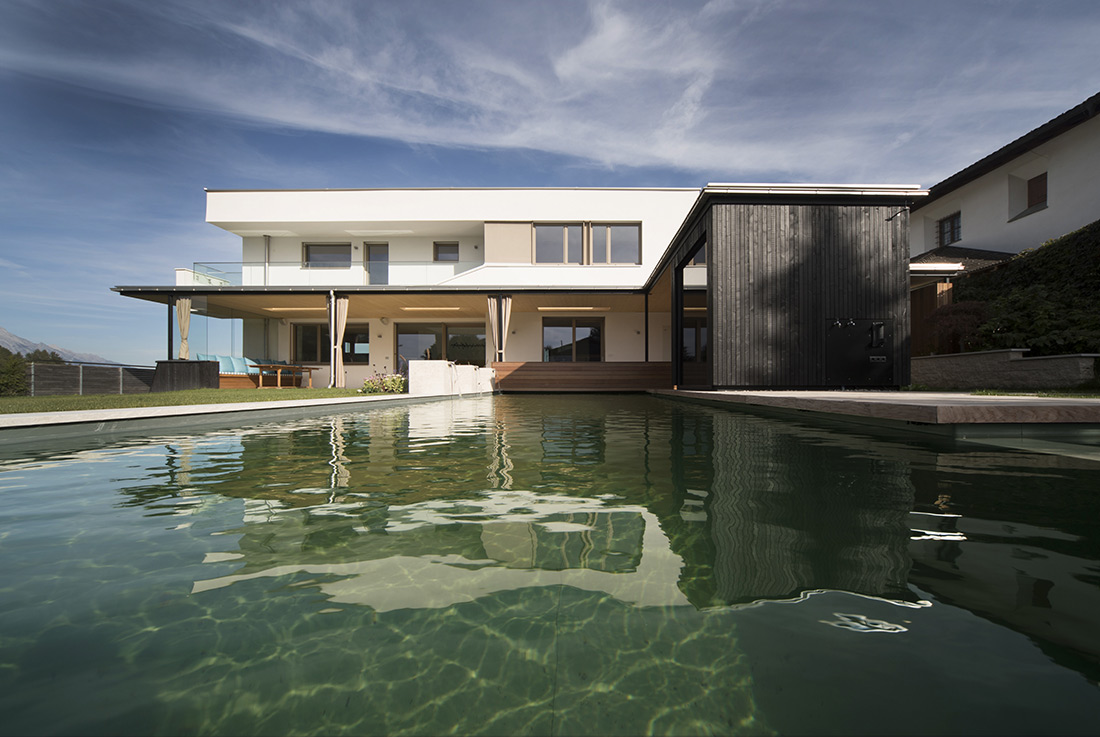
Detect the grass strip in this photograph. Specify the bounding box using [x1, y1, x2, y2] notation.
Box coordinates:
[0, 388, 367, 415]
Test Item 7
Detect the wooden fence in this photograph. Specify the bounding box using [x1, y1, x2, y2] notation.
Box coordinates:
[25, 363, 156, 396]
[492, 362, 672, 392]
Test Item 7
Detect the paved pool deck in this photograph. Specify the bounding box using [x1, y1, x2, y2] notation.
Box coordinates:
[655, 389, 1100, 461]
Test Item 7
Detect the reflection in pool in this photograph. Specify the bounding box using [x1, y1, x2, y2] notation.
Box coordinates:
[0, 394, 1098, 735]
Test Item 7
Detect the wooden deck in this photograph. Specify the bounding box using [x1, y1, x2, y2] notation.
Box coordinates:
[492, 362, 672, 392]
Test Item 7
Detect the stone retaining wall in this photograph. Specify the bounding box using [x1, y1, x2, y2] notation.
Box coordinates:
[911, 349, 1099, 389]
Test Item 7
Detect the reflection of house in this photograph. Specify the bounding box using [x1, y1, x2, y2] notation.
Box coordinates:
[909, 92, 1100, 354]
[115, 183, 926, 390]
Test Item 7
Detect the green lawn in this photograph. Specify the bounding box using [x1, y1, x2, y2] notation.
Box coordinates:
[0, 388, 367, 414]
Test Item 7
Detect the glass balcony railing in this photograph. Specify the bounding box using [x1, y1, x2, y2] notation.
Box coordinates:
[183, 261, 483, 287]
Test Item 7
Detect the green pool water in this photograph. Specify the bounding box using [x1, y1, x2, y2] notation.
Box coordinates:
[1, 394, 1099, 736]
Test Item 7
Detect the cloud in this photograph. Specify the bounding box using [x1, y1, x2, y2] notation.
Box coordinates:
[2, 0, 1098, 184]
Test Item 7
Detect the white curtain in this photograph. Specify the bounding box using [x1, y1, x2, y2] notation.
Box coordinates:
[330, 294, 349, 387]
[499, 295, 511, 362]
[487, 295, 512, 363]
[176, 296, 192, 360]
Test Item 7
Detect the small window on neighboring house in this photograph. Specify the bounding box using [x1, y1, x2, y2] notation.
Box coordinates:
[937, 213, 961, 246]
[304, 243, 351, 268]
[434, 242, 460, 262]
[1027, 172, 1047, 209]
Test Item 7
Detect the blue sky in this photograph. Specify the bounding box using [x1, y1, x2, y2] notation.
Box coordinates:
[1, 0, 1098, 365]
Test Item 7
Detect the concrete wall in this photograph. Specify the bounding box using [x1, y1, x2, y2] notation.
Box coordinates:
[911, 114, 1100, 256]
[408, 360, 495, 396]
[911, 349, 1099, 389]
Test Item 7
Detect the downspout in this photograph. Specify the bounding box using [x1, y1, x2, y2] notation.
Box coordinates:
[263, 234, 270, 286]
[644, 292, 649, 362]
[167, 298, 174, 360]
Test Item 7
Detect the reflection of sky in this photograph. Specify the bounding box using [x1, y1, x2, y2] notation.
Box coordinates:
[193, 490, 690, 611]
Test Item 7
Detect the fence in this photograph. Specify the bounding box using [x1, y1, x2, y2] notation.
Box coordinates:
[25, 362, 156, 396]
[911, 349, 1099, 390]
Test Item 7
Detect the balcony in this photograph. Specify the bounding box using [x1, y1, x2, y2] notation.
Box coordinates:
[177, 260, 483, 287]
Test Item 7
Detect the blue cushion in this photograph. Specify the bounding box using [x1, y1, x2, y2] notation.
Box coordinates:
[229, 356, 248, 374]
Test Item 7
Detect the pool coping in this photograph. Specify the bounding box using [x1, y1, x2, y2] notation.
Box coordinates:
[654, 389, 1100, 461]
[0, 393, 470, 448]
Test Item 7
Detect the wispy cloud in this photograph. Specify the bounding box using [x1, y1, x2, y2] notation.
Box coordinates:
[3, 0, 1096, 184]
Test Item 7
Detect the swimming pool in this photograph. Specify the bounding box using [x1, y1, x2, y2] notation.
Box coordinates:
[1, 394, 1098, 735]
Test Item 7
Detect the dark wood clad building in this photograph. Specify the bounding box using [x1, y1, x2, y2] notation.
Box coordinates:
[648, 184, 927, 390]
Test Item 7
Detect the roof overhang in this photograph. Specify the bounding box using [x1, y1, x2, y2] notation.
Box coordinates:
[111, 285, 651, 320]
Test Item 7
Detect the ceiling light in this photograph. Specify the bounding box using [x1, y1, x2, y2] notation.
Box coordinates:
[401, 306, 462, 311]
[536, 306, 609, 311]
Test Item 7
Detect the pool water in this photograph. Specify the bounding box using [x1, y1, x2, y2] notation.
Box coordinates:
[1, 394, 1098, 736]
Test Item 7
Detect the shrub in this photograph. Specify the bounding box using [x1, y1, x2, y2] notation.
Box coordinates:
[0, 354, 28, 396]
[358, 373, 407, 394]
[927, 301, 989, 354]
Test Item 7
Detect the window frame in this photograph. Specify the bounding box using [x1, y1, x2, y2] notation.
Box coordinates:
[590, 223, 641, 265]
[936, 212, 962, 247]
[1027, 172, 1048, 209]
[533, 223, 642, 265]
[302, 243, 352, 269]
[542, 316, 605, 362]
[292, 322, 371, 364]
[433, 242, 460, 262]
[395, 322, 487, 372]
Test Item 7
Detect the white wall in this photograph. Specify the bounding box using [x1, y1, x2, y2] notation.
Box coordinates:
[912, 115, 1100, 256]
[208, 188, 701, 289]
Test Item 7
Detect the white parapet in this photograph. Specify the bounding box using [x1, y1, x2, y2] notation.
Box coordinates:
[408, 360, 496, 397]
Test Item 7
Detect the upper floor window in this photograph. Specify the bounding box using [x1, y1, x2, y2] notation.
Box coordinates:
[434, 242, 460, 262]
[937, 213, 961, 246]
[1027, 172, 1047, 209]
[304, 243, 351, 268]
[535, 224, 583, 264]
[534, 223, 640, 265]
[591, 224, 640, 264]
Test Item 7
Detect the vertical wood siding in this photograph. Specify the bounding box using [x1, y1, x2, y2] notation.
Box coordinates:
[709, 203, 910, 388]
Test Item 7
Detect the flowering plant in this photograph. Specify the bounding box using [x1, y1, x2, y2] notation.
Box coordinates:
[358, 373, 408, 394]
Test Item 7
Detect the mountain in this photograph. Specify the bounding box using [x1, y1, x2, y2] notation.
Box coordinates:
[0, 326, 117, 364]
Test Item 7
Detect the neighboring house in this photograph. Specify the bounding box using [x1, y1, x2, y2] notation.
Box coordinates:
[909, 90, 1100, 355]
[114, 183, 926, 390]
[910, 90, 1100, 257]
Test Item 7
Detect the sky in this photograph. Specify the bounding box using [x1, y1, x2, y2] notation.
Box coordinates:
[1, 0, 1098, 365]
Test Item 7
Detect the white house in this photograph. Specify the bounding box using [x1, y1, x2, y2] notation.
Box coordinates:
[911, 91, 1100, 258]
[116, 183, 927, 391]
[908, 91, 1099, 355]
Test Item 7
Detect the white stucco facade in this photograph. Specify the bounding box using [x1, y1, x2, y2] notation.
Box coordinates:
[911, 105, 1100, 257]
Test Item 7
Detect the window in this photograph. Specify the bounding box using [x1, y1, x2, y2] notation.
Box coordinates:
[367, 243, 388, 285]
[433, 242, 460, 262]
[543, 317, 603, 362]
[293, 324, 370, 364]
[591, 224, 641, 264]
[1027, 172, 1047, 209]
[535, 224, 583, 264]
[535, 223, 641, 265]
[342, 328, 370, 364]
[682, 316, 708, 363]
[689, 243, 706, 265]
[304, 243, 351, 268]
[396, 323, 486, 372]
[937, 212, 961, 246]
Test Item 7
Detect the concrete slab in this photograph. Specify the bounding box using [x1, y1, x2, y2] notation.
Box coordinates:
[657, 390, 1100, 425]
[655, 390, 1100, 458]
